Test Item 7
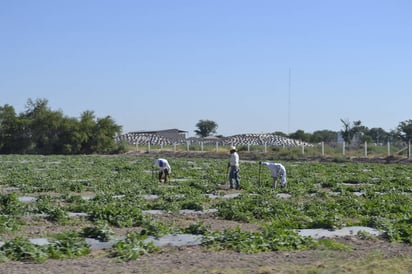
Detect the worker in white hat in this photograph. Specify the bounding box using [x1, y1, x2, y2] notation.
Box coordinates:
[227, 146, 240, 189]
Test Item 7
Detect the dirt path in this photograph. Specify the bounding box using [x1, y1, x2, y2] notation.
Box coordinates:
[2, 237, 412, 274]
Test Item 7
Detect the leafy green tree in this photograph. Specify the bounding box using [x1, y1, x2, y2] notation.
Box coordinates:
[340, 119, 352, 144]
[388, 129, 403, 145]
[273, 131, 287, 137]
[0, 104, 31, 153]
[340, 119, 366, 144]
[79, 111, 97, 154]
[288, 130, 311, 142]
[24, 98, 67, 154]
[367, 127, 389, 144]
[92, 116, 123, 153]
[0, 98, 125, 155]
[0, 104, 17, 152]
[311, 130, 338, 143]
[397, 119, 412, 143]
[55, 117, 82, 154]
[351, 120, 370, 143]
[194, 120, 218, 137]
[340, 120, 392, 146]
[77, 111, 124, 154]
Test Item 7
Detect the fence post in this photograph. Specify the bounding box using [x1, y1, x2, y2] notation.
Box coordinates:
[160, 143, 163, 151]
[135, 142, 138, 153]
[247, 143, 250, 152]
[148, 143, 151, 153]
[364, 141, 367, 157]
[387, 141, 390, 156]
[342, 142, 345, 155]
[301, 143, 305, 155]
[264, 142, 267, 153]
[216, 142, 219, 153]
[321, 141, 325, 156]
[201, 142, 203, 152]
[186, 141, 190, 151]
[409, 139, 411, 159]
[174, 143, 177, 153]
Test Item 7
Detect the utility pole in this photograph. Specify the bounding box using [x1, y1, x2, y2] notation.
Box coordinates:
[288, 68, 291, 134]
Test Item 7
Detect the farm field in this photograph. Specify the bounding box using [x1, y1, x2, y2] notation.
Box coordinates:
[1, 154, 412, 273]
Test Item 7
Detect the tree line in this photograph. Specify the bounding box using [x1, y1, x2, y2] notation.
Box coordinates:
[195, 119, 412, 147]
[0, 98, 126, 154]
[290, 119, 412, 146]
[2, 99, 412, 155]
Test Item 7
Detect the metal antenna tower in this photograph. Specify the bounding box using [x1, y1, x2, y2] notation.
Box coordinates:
[288, 68, 291, 134]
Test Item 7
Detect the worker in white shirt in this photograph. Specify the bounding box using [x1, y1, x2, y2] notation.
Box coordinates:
[260, 161, 287, 188]
[227, 146, 240, 189]
[153, 158, 171, 183]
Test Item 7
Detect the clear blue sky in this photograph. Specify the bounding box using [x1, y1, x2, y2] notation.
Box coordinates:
[1, 0, 411, 137]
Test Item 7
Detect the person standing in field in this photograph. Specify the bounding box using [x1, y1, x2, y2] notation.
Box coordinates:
[153, 158, 171, 183]
[227, 146, 240, 189]
[260, 161, 287, 189]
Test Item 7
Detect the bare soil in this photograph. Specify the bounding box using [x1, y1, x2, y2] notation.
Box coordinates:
[2, 212, 412, 274]
[1, 237, 412, 274]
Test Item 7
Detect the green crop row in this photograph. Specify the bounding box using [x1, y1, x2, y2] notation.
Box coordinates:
[0, 154, 411, 262]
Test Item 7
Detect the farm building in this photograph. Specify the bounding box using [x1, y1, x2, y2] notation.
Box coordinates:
[116, 130, 312, 148]
[116, 129, 188, 145]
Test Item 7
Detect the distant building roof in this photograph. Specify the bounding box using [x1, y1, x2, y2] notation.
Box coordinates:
[130, 129, 188, 135]
[122, 129, 188, 144]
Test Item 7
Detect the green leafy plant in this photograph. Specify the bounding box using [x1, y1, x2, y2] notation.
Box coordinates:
[180, 199, 203, 211]
[183, 222, 210, 235]
[112, 232, 159, 261]
[315, 239, 353, 251]
[89, 202, 144, 227]
[262, 224, 315, 251]
[47, 231, 90, 259]
[45, 206, 69, 223]
[0, 215, 21, 233]
[80, 222, 114, 242]
[0, 193, 26, 216]
[140, 217, 177, 237]
[0, 236, 48, 263]
[202, 226, 314, 253]
[216, 198, 253, 222]
[393, 219, 412, 244]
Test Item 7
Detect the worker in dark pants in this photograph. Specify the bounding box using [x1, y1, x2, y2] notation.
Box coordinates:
[227, 146, 240, 189]
[154, 158, 171, 183]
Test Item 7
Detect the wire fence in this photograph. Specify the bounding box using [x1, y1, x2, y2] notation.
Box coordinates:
[130, 140, 412, 159]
